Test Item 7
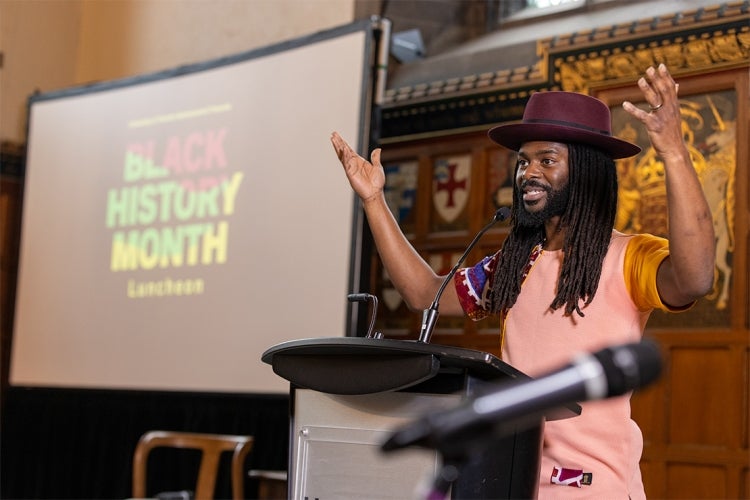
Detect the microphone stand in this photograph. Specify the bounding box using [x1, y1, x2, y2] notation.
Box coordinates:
[417, 207, 510, 343]
[424, 461, 460, 500]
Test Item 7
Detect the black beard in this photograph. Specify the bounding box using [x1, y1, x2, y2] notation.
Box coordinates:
[516, 180, 570, 227]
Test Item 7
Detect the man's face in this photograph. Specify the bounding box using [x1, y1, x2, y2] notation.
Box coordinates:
[514, 141, 570, 227]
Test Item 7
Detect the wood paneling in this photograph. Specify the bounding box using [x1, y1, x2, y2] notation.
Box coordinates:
[667, 463, 727, 498]
[0, 142, 25, 396]
[669, 346, 741, 447]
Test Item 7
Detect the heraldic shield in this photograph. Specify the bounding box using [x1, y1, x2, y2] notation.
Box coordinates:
[432, 154, 471, 225]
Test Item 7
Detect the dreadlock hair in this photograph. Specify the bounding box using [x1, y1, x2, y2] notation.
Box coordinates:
[489, 142, 619, 318]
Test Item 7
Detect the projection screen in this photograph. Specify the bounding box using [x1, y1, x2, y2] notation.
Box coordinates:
[10, 20, 383, 393]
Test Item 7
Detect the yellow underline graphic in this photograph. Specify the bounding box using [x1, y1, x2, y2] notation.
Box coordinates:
[128, 103, 232, 128]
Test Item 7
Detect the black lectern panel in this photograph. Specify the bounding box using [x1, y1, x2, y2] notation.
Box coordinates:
[272, 352, 440, 394]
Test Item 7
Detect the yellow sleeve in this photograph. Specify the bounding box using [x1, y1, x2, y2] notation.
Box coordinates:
[623, 233, 694, 312]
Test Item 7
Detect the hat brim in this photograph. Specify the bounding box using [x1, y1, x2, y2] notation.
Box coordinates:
[488, 122, 641, 159]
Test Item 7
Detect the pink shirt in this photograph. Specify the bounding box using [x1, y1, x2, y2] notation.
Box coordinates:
[456, 231, 673, 499]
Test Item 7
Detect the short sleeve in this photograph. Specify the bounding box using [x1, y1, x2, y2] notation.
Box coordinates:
[454, 251, 500, 321]
[624, 233, 693, 312]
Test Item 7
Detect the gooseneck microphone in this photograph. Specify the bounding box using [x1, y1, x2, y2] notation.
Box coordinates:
[347, 293, 380, 338]
[417, 207, 511, 343]
[382, 340, 662, 454]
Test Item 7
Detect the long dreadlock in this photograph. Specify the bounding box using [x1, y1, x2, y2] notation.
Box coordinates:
[488, 143, 619, 317]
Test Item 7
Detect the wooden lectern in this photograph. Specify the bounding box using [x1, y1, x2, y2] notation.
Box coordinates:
[262, 337, 579, 499]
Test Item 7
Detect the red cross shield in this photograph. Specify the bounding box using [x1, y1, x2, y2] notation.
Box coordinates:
[432, 154, 471, 223]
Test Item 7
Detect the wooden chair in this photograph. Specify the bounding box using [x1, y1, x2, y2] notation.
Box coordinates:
[132, 430, 254, 500]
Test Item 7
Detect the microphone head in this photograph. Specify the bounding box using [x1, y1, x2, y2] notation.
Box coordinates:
[494, 207, 511, 222]
[347, 293, 373, 303]
[592, 339, 662, 397]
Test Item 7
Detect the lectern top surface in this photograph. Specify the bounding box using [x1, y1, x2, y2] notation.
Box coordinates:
[261, 337, 528, 380]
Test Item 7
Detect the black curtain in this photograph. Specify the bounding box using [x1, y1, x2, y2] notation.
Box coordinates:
[0, 387, 289, 499]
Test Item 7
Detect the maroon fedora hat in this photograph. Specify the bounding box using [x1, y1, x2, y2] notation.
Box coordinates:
[488, 91, 641, 159]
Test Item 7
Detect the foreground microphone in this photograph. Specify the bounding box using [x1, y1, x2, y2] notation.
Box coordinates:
[418, 207, 511, 343]
[382, 340, 662, 453]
